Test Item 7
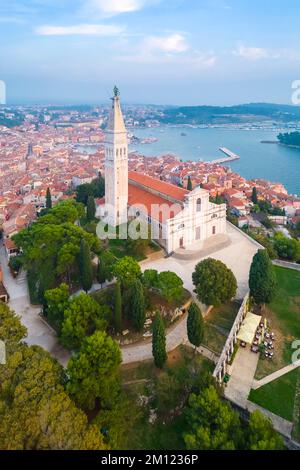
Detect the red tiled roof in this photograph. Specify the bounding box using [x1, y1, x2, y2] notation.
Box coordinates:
[128, 171, 188, 202]
[128, 183, 182, 222]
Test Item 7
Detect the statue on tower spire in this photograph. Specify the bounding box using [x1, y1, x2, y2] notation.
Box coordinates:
[113, 85, 120, 98]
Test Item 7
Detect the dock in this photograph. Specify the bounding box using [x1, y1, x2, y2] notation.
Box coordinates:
[210, 147, 240, 164]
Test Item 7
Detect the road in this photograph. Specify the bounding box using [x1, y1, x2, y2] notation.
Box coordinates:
[0, 244, 70, 366]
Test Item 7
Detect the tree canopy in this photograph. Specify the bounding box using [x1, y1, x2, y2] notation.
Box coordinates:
[76, 175, 105, 205]
[187, 302, 204, 348]
[152, 312, 167, 369]
[13, 200, 101, 302]
[112, 256, 141, 287]
[184, 386, 243, 450]
[192, 258, 237, 306]
[142, 269, 184, 303]
[60, 293, 109, 350]
[44, 283, 70, 332]
[67, 331, 121, 410]
[249, 249, 277, 305]
[246, 410, 284, 450]
[0, 304, 106, 450]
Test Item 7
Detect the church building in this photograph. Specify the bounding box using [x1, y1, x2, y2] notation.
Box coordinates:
[102, 88, 227, 255]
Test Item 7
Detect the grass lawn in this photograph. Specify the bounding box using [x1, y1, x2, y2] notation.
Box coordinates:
[255, 266, 300, 379]
[249, 368, 300, 422]
[202, 301, 240, 354]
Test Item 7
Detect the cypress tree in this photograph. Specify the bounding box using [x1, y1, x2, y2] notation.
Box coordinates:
[79, 239, 93, 293]
[187, 302, 204, 349]
[249, 249, 277, 305]
[86, 195, 96, 221]
[97, 259, 105, 285]
[152, 312, 167, 368]
[114, 281, 122, 333]
[46, 187, 52, 210]
[187, 176, 193, 191]
[131, 279, 146, 331]
[252, 187, 258, 204]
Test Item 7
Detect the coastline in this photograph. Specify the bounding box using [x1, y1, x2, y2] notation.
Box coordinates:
[261, 140, 300, 150]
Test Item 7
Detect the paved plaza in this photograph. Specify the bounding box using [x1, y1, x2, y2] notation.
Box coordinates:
[141, 222, 261, 300]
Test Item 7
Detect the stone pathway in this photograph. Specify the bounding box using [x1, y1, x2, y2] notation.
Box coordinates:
[252, 359, 300, 390]
[225, 347, 259, 408]
[224, 348, 294, 438]
[272, 259, 300, 271]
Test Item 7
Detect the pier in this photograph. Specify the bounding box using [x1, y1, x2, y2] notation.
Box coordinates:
[210, 147, 240, 164]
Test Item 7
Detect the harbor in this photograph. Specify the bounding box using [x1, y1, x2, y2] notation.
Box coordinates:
[210, 147, 240, 164]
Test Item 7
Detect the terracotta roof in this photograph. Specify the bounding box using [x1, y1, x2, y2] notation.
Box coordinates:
[128, 183, 182, 223]
[128, 171, 188, 202]
[4, 238, 17, 250]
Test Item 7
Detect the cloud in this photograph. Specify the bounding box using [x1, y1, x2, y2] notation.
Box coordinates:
[146, 34, 189, 53]
[117, 33, 216, 70]
[233, 44, 269, 60]
[88, 0, 151, 15]
[35, 23, 124, 36]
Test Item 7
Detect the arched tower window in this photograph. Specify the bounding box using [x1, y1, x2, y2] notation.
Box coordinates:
[196, 198, 201, 212]
[116, 149, 119, 157]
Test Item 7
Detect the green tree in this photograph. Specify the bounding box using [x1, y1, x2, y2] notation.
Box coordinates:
[114, 281, 122, 333]
[142, 269, 159, 289]
[60, 294, 108, 350]
[187, 176, 193, 191]
[187, 302, 204, 349]
[131, 279, 146, 331]
[152, 312, 167, 369]
[249, 249, 277, 305]
[0, 302, 27, 345]
[112, 256, 141, 287]
[295, 220, 300, 236]
[67, 331, 121, 410]
[86, 195, 96, 222]
[76, 176, 105, 205]
[13, 201, 100, 302]
[251, 187, 258, 204]
[46, 187, 52, 210]
[192, 258, 237, 306]
[184, 386, 243, 450]
[97, 250, 115, 285]
[44, 283, 70, 332]
[79, 238, 93, 293]
[246, 410, 284, 450]
[157, 271, 184, 303]
[273, 232, 300, 262]
[0, 341, 106, 450]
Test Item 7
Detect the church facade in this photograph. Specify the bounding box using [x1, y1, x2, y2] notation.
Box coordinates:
[102, 89, 227, 255]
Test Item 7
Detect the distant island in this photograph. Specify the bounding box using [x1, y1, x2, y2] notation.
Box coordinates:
[277, 131, 300, 148]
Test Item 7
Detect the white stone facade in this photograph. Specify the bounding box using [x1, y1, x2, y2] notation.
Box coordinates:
[104, 90, 128, 227]
[103, 89, 227, 254]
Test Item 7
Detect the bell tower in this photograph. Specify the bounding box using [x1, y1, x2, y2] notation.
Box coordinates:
[104, 86, 128, 227]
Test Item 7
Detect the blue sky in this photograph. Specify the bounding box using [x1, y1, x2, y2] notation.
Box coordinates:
[1, 0, 300, 105]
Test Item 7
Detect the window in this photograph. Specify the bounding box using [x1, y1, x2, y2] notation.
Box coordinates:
[212, 226, 216, 235]
[120, 148, 122, 156]
[178, 223, 185, 230]
[116, 149, 119, 157]
[196, 198, 201, 212]
[195, 226, 201, 240]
